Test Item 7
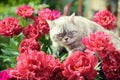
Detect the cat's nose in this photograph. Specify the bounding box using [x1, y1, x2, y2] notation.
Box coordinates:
[65, 38, 68, 41]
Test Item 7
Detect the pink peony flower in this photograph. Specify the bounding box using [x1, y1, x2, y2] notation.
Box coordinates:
[9, 51, 61, 80]
[23, 24, 42, 39]
[62, 51, 98, 80]
[38, 8, 52, 21]
[38, 8, 60, 21]
[52, 10, 61, 20]
[102, 50, 120, 80]
[0, 17, 22, 37]
[34, 16, 50, 34]
[82, 32, 115, 58]
[94, 10, 116, 30]
[0, 69, 11, 80]
[16, 5, 34, 18]
[18, 38, 40, 54]
[34, 8, 60, 34]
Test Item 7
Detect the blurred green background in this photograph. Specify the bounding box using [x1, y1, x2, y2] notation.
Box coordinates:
[0, 0, 119, 71]
[0, 0, 119, 18]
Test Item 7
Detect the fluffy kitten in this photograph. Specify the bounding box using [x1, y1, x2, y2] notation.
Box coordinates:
[47, 13, 120, 57]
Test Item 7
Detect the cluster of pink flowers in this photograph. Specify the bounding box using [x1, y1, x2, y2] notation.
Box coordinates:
[0, 4, 61, 80]
[94, 10, 116, 30]
[0, 17, 22, 37]
[3, 5, 62, 80]
[8, 50, 98, 80]
[0, 4, 67, 80]
[82, 31, 120, 80]
[0, 5, 60, 39]
[21, 8, 60, 39]
[9, 51, 61, 80]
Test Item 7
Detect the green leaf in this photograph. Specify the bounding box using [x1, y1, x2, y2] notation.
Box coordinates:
[95, 62, 101, 71]
[95, 75, 102, 80]
[60, 53, 68, 62]
[9, 38, 19, 50]
[50, 45, 59, 57]
[1, 49, 19, 56]
[0, 55, 17, 68]
[20, 18, 27, 28]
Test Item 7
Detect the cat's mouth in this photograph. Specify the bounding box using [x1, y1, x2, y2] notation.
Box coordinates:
[63, 40, 74, 45]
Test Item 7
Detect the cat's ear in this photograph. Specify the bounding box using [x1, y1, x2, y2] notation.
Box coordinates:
[46, 20, 56, 29]
[69, 13, 75, 23]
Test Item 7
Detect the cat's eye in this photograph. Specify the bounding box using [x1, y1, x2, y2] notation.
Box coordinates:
[68, 32, 72, 35]
[57, 33, 66, 37]
[67, 31, 77, 38]
[57, 33, 64, 37]
[67, 31, 75, 38]
[56, 33, 65, 41]
[67, 32, 73, 37]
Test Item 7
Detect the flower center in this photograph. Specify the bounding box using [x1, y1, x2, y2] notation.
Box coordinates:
[103, 16, 110, 23]
[74, 66, 79, 71]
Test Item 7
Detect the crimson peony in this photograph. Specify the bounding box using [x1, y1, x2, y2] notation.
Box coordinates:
[82, 32, 115, 58]
[23, 24, 42, 39]
[0, 17, 22, 37]
[0, 69, 11, 80]
[94, 10, 116, 30]
[38, 8, 60, 21]
[34, 16, 50, 34]
[16, 5, 34, 18]
[62, 51, 98, 80]
[102, 50, 120, 80]
[18, 38, 40, 54]
[9, 51, 61, 80]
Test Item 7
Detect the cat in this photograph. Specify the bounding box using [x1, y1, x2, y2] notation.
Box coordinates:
[47, 13, 120, 57]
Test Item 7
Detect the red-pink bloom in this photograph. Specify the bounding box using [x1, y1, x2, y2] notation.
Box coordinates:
[0, 69, 11, 80]
[34, 16, 50, 34]
[102, 50, 120, 80]
[17, 5, 34, 18]
[52, 10, 61, 20]
[18, 38, 40, 54]
[34, 8, 60, 34]
[82, 32, 115, 58]
[23, 24, 42, 39]
[38, 8, 52, 22]
[38, 8, 60, 21]
[62, 51, 98, 80]
[0, 17, 22, 37]
[9, 51, 61, 80]
[94, 10, 116, 30]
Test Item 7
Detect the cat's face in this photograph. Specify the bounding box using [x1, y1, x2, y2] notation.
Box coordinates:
[47, 13, 80, 45]
[53, 30, 79, 45]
